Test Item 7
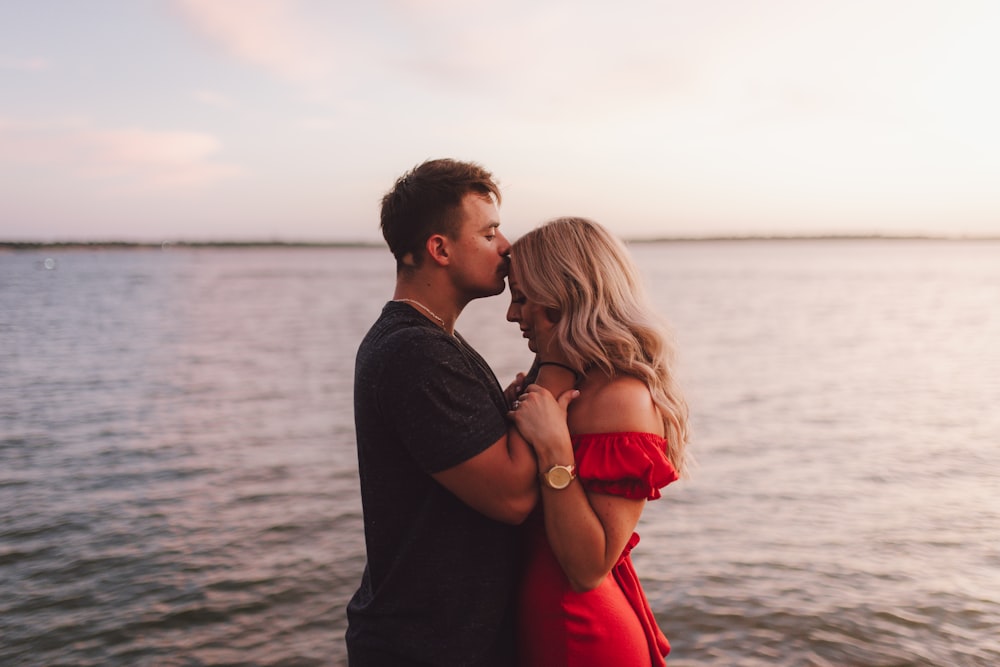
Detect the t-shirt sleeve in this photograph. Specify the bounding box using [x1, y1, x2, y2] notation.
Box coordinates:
[376, 329, 508, 474]
[575, 432, 679, 500]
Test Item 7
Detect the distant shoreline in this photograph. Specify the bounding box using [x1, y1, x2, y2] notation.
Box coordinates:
[0, 240, 380, 251]
[2, 234, 998, 251]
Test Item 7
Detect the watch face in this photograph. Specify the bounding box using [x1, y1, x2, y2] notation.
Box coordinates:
[547, 466, 573, 489]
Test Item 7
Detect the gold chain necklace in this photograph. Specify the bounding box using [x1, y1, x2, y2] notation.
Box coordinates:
[393, 298, 447, 329]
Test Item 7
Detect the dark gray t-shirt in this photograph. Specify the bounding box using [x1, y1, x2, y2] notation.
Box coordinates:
[346, 302, 518, 667]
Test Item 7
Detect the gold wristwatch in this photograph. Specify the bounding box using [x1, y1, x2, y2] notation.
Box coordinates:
[541, 464, 577, 490]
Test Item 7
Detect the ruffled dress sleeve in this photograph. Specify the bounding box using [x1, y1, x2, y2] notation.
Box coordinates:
[572, 432, 679, 500]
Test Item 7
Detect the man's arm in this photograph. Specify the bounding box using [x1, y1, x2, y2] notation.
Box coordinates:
[432, 364, 579, 525]
[432, 428, 537, 525]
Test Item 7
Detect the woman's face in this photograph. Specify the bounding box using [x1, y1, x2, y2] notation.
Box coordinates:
[506, 263, 557, 355]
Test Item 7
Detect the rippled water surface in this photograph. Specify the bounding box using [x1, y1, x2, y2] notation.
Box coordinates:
[2, 241, 999, 666]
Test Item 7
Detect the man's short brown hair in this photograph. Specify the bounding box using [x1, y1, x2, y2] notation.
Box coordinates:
[380, 158, 501, 267]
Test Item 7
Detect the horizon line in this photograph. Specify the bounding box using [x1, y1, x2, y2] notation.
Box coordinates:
[2, 233, 1000, 250]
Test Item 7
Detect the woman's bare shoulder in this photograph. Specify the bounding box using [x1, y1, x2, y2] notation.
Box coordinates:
[571, 374, 663, 435]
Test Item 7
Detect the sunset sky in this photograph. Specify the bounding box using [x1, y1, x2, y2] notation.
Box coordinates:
[2, 0, 998, 243]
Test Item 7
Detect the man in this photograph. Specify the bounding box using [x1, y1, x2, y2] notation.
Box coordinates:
[346, 159, 567, 666]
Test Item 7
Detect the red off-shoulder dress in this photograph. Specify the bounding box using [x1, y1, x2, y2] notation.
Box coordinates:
[516, 432, 679, 667]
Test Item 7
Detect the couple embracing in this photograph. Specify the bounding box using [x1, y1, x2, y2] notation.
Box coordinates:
[346, 158, 690, 667]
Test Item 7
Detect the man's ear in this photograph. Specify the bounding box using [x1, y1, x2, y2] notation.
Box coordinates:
[425, 234, 451, 266]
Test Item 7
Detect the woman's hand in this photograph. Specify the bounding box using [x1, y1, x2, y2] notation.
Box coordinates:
[508, 384, 578, 462]
[503, 371, 527, 409]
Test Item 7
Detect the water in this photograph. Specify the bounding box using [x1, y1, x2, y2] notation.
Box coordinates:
[1, 240, 998, 666]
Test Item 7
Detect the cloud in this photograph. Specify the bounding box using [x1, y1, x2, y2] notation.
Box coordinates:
[172, 0, 336, 83]
[169, 1, 696, 119]
[192, 90, 238, 110]
[0, 117, 243, 194]
[355, 2, 701, 120]
[0, 55, 49, 71]
[297, 117, 340, 131]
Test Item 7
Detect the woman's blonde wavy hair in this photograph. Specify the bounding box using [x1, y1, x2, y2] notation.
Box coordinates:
[511, 217, 690, 475]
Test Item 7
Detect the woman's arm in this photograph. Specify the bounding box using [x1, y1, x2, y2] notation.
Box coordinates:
[540, 478, 645, 592]
[513, 376, 662, 591]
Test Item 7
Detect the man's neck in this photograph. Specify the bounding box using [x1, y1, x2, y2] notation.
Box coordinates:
[393, 276, 462, 334]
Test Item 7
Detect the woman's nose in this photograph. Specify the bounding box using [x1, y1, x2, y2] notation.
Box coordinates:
[506, 304, 518, 323]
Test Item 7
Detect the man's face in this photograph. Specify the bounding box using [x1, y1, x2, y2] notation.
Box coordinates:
[448, 193, 511, 299]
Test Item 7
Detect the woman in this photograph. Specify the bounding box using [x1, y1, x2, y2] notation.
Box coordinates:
[506, 217, 689, 667]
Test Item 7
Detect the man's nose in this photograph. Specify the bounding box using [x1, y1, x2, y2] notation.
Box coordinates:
[496, 230, 511, 255]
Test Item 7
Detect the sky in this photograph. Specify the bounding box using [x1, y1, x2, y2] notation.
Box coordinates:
[1, 0, 999, 243]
